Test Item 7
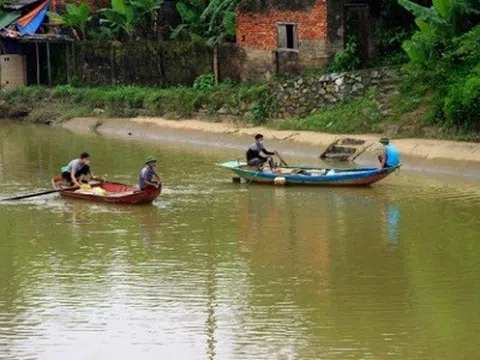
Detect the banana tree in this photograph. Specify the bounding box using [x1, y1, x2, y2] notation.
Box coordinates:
[48, 2, 92, 40]
[399, 0, 480, 61]
[101, 0, 136, 40]
[171, 0, 239, 84]
[101, 0, 162, 40]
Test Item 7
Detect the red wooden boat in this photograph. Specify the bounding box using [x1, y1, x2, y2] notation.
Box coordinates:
[52, 176, 161, 205]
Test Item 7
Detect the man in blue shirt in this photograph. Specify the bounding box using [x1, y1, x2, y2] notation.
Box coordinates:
[138, 156, 162, 190]
[378, 138, 401, 169]
[61, 152, 96, 187]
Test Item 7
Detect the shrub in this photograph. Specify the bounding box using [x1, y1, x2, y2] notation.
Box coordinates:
[2, 86, 46, 103]
[326, 39, 360, 73]
[373, 26, 412, 66]
[193, 73, 216, 91]
[144, 87, 204, 117]
[51, 85, 77, 99]
[443, 71, 480, 131]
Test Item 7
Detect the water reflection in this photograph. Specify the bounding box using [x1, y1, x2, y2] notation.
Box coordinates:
[385, 203, 401, 246]
[137, 206, 163, 247]
[235, 187, 412, 357]
[205, 231, 217, 360]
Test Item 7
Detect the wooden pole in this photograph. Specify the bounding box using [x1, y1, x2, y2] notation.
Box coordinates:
[46, 42, 52, 87]
[213, 47, 219, 85]
[71, 42, 76, 77]
[275, 50, 280, 76]
[66, 43, 70, 83]
[110, 44, 115, 84]
[36, 43, 40, 85]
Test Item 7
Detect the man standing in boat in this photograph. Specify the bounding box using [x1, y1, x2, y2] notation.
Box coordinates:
[138, 156, 162, 190]
[61, 152, 96, 187]
[246, 133, 276, 169]
[378, 138, 401, 169]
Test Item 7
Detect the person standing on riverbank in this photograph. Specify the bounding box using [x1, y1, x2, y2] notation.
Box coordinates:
[246, 133, 276, 169]
[378, 138, 401, 169]
[61, 152, 95, 187]
[138, 156, 162, 190]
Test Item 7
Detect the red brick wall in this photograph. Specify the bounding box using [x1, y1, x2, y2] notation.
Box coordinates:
[236, 0, 327, 50]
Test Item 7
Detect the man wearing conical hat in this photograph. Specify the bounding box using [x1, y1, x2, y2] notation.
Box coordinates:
[138, 156, 162, 190]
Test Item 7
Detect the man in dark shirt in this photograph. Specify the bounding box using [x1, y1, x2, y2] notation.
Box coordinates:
[246, 133, 276, 169]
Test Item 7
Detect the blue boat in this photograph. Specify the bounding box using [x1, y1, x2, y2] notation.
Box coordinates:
[217, 161, 400, 186]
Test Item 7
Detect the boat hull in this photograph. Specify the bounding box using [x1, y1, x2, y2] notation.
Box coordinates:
[218, 161, 399, 187]
[52, 177, 161, 204]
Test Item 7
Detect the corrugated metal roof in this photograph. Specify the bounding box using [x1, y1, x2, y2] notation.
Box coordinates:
[0, 33, 74, 42]
[0, 11, 21, 29]
[3, 0, 42, 11]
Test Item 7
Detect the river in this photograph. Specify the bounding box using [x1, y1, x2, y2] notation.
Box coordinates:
[1, 122, 480, 360]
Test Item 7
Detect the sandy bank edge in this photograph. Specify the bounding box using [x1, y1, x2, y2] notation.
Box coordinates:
[62, 117, 480, 163]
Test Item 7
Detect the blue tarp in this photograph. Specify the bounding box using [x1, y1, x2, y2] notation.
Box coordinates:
[16, 0, 49, 35]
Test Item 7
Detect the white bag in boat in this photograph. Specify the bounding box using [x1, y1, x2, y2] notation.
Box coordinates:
[274, 177, 287, 185]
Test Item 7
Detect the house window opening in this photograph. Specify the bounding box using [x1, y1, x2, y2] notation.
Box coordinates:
[286, 24, 295, 48]
[278, 23, 298, 50]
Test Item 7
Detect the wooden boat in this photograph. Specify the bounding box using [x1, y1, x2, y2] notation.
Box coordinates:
[218, 161, 400, 186]
[52, 176, 161, 205]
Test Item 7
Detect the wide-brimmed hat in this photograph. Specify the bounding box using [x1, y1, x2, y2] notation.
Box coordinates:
[379, 137, 390, 145]
[145, 156, 157, 164]
[254, 133, 264, 140]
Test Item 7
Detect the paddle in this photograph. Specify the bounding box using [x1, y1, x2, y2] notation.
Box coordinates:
[1, 186, 77, 201]
[247, 163, 265, 187]
[275, 151, 288, 167]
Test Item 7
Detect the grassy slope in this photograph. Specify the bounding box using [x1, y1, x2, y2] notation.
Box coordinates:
[1, 84, 478, 141]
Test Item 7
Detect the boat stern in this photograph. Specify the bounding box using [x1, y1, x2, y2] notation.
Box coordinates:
[216, 160, 246, 169]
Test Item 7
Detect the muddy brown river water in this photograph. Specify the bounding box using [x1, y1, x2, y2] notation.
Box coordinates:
[1, 122, 480, 360]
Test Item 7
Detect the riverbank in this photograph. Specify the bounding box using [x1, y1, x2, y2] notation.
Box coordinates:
[2, 83, 480, 167]
[1, 82, 479, 143]
[61, 117, 480, 165]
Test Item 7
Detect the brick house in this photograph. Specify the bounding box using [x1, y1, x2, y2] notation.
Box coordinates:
[236, 0, 375, 79]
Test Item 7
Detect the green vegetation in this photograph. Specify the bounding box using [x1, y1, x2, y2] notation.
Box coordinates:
[2, 0, 478, 139]
[193, 73, 216, 91]
[48, 3, 92, 40]
[372, 27, 412, 67]
[398, 0, 480, 132]
[171, 0, 238, 46]
[0, 82, 274, 124]
[0, 0, 8, 18]
[46, 0, 235, 43]
[2, 79, 479, 140]
[47, 0, 162, 41]
[100, 0, 162, 40]
[326, 40, 361, 73]
[275, 93, 382, 134]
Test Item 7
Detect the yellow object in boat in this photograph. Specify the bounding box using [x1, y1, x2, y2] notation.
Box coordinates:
[92, 187, 107, 196]
[80, 184, 92, 190]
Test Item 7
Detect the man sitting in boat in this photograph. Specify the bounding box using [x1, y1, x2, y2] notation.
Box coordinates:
[61, 152, 96, 187]
[378, 138, 401, 169]
[138, 156, 162, 190]
[246, 133, 276, 169]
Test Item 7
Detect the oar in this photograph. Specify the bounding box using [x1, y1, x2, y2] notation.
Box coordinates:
[247, 164, 265, 187]
[275, 151, 288, 166]
[1, 186, 76, 201]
